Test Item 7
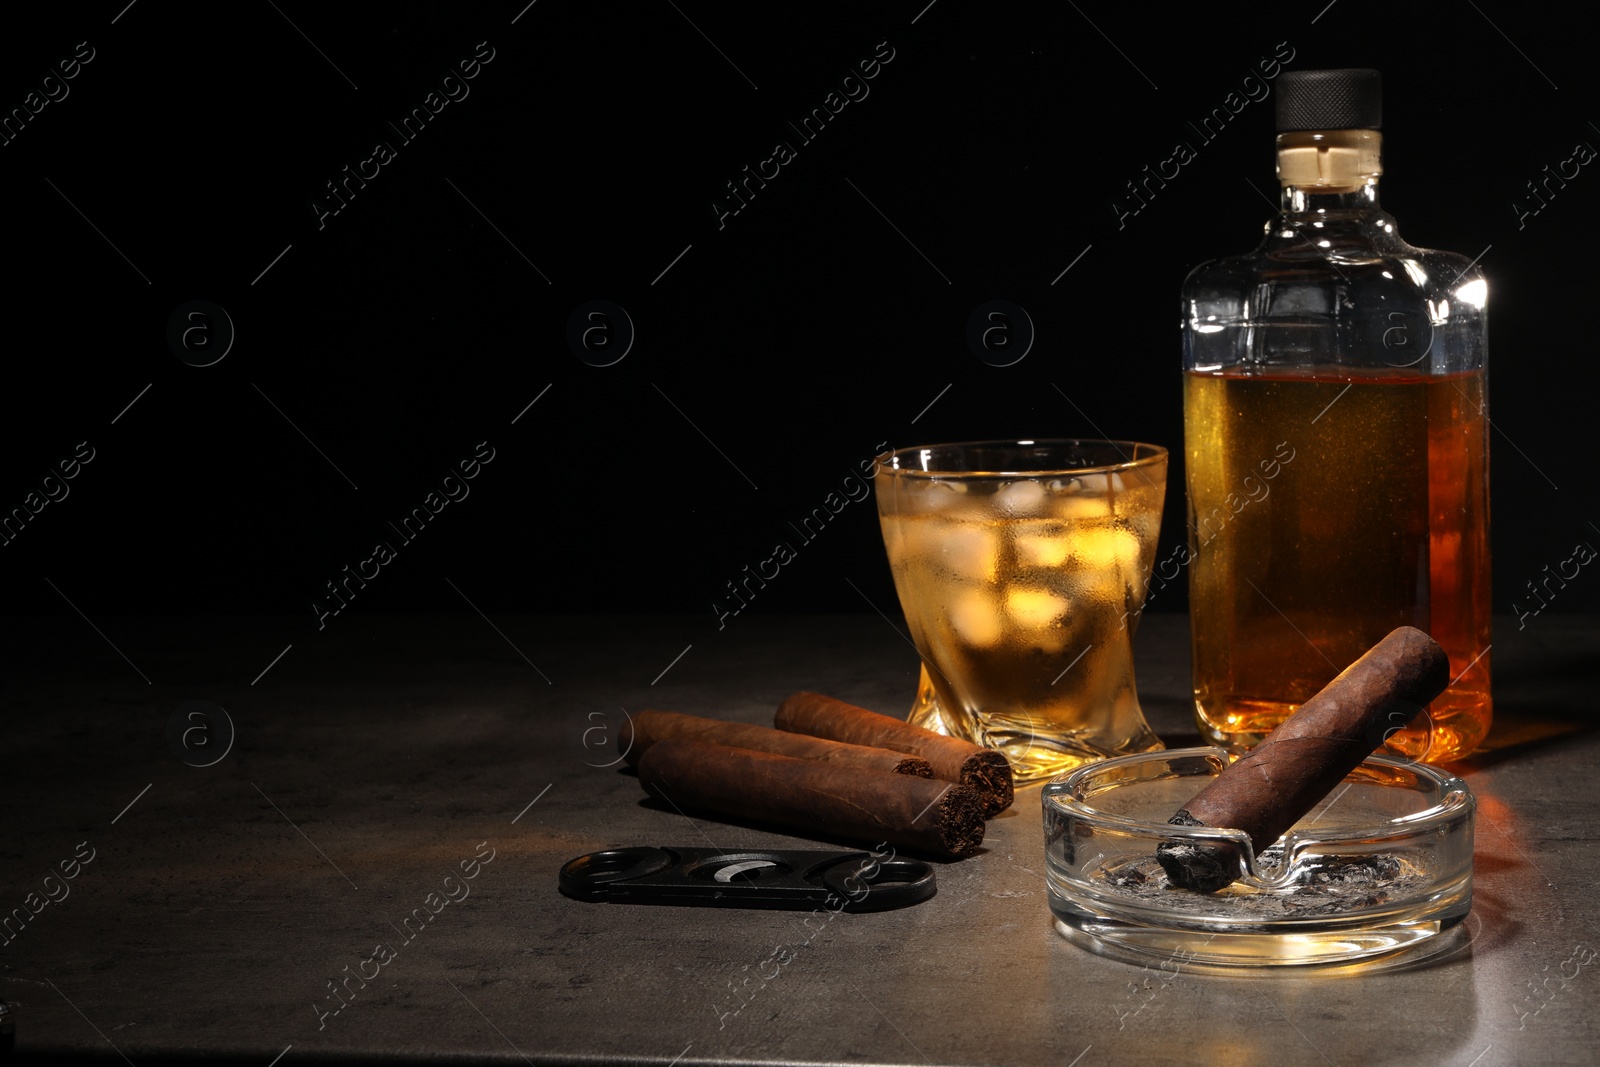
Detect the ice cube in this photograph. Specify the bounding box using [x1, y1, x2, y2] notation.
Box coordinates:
[890, 518, 937, 562]
[1071, 527, 1142, 573]
[947, 589, 1004, 648]
[914, 479, 969, 511]
[1053, 476, 1114, 520]
[1015, 531, 1070, 568]
[997, 479, 1047, 516]
[1005, 587, 1069, 629]
[1057, 497, 1112, 520]
[884, 480, 959, 520]
[941, 525, 999, 581]
[1073, 473, 1111, 495]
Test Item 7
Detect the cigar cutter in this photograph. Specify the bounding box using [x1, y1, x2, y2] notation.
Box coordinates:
[559, 846, 936, 912]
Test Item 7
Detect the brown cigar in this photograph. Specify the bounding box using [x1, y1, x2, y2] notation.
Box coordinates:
[637, 738, 985, 858]
[1157, 626, 1452, 893]
[618, 710, 933, 778]
[775, 692, 1014, 817]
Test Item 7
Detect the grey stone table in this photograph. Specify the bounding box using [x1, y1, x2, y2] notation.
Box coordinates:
[3, 612, 1597, 1065]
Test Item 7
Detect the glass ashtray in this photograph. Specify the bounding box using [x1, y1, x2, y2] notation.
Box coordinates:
[1042, 747, 1474, 967]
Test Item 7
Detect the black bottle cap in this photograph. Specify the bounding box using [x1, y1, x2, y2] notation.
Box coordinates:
[1276, 68, 1382, 131]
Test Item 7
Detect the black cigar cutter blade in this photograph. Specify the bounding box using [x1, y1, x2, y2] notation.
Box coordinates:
[558, 846, 935, 912]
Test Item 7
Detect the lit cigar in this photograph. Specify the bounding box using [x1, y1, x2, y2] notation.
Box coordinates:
[1158, 626, 1451, 893]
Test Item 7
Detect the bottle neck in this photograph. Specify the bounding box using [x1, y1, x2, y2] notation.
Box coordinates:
[1276, 129, 1382, 215]
[1280, 181, 1380, 214]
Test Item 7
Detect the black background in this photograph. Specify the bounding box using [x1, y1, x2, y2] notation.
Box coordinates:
[2, 0, 1594, 643]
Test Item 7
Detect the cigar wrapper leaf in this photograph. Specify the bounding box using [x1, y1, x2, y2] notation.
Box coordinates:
[637, 738, 986, 859]
[619, 709, 933, 778]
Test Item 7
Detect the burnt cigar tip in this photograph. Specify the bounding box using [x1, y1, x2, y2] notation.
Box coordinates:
[1156, 840, 1240, 894]
[1159, 810, 1240, 892]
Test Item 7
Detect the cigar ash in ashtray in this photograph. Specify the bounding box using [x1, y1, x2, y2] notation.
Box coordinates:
[1097, 847, 1431, 919]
